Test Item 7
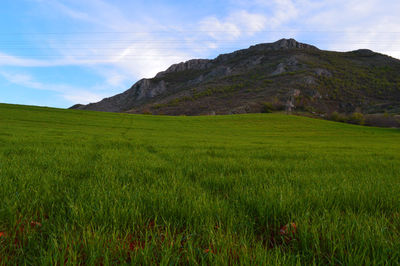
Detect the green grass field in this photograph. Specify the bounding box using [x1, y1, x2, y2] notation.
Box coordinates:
[0, 103, 399, 265]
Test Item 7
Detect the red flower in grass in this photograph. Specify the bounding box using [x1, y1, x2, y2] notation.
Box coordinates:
[129, 240, 146, 251]
[148, 220, 155, 229]
[0, 232, 6, 238]
[279, 222, 297, 236]
[204, 244, 217, 254]
[30, 221, 42, 228]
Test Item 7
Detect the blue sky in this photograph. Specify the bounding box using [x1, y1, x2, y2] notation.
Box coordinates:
[1, 0, 400, 108]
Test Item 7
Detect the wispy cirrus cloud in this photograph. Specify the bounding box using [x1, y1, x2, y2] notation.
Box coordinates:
[37, 0, 194, 79]
[0, 71, 106, 104]
[199, 11, 268, 41]
[0, 52, 121, 67]
[299, 0, 400, 58]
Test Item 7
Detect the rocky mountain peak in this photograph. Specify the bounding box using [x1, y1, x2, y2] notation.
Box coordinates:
[250, 38, 319, 51]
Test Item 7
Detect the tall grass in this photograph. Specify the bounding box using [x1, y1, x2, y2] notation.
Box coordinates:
[0, 103, 399, 264]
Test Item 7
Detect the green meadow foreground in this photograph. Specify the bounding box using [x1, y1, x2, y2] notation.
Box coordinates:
[0, 104, 399, 265]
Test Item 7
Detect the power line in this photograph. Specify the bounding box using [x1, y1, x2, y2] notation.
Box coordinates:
[1, 40, 399, 43]
[1, 36, 400, 60]
[1, 30, 400, 35]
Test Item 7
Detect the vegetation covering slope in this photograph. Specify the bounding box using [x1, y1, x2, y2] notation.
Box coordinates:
[72, 39, 400, 122]
[1, 103, 400, 264]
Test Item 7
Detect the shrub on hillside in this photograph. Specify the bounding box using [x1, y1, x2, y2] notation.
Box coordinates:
[330, 111, 347, 122]
[142, 110, 152, 115]
[348, 112, 365, 125]
[261, 102, 274, 113]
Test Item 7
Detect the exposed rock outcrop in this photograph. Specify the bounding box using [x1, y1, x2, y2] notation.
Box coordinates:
[155, 59, 212, 78]
[250, 38, 318, 51]
[73, 79, 168, 112]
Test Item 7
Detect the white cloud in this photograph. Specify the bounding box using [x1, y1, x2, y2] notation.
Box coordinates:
[0, 52, 119, 67]
[0, 71, 106, 104]
[298, 0, 400, 58]
[48, 1, 97, 23]
[266, 0, 300, 28]
[61, 91, 104, 104]
[38, 0, 193, 79]
[199, 11, 268, 41]
[199, 17, 241, 40]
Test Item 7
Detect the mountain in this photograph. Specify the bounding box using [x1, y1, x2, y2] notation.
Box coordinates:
[71, 38, 400, 120]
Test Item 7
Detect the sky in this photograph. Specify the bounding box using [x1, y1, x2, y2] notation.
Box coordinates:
[1, 0, 400, 108]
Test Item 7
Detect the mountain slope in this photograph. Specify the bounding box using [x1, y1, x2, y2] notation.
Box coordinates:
[71, 38, 400, 116]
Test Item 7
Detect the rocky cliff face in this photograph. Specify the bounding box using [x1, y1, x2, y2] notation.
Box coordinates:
[155, 59, 212, 78]
[74, 79, 167, 112]
[71, 38, 400, 116]
[250, 38, 318, 51]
